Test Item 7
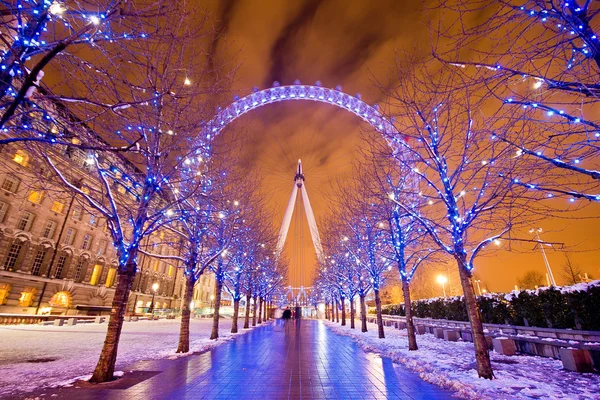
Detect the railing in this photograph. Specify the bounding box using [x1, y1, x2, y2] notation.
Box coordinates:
[375, 315, 600, 343]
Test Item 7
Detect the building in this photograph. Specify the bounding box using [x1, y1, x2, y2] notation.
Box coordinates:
[0, 143, 215, 317]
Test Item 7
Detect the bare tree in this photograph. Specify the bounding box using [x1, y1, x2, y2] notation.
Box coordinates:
[433, 0, 600, 203]
[26, 3, 233, 382]
[0, 0, 162, 146]
[561, 254, 584, 285]
[518, 270, 546, 289]
[380, 61, 548, 378]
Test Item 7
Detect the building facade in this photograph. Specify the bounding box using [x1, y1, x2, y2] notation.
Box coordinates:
[0, 144, 215, 316]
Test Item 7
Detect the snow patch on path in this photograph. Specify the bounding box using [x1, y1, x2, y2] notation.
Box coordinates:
[0, 318, 263, 397]
[324, 321, 600, 399]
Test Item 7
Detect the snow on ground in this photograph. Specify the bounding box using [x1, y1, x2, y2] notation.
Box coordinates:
[325, 321, 600, 400]
[0, 318, 260, 397]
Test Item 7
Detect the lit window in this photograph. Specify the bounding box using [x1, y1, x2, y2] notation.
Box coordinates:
[71, 138, 81, 145]
[117, 184, 126, 194]
[17, 211, 35, 231]
[0, 283, 11, 305]
[153, 259, 159, 271]
[18, 288, 36, 307]
[81, 234, 93, 250]
[49, 291, 71, 307]
[105, 267, 117, 287]
[63, 227, 77, 245]
[89, 264, 103, 285]
[1, 176, 20, 193]
[12, 150, 29, 167]
[72, 206, 83, 221]
[0, 201, 8, 223]
[31, 249, 46, 276]
[42, 220, 57, 239]
[51, 201, 65, 213]
[168, 265, 174, 277]
[27, 190, 44, 204]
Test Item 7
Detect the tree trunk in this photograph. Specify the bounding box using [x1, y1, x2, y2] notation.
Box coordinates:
[252, 296, 257, 326]
[374, 288, 385, 339]
[210, 279, 223, 340]
[360, 294, 367, 332]
[350, 298, 355, 329]
[244, 293, 251, 329]
[89, 265, 136, 383]
[176, 274, 195, 353]
[456, 256, 494, 379]
[257, 297, 263, 324]
[325, 302, 329, 320]
[330, 302, 335, 321]
[401, 278, 417, 350]
[231, 298, 240, 334]
[341, 297, 346, 326]
[335, 299, 339, 323]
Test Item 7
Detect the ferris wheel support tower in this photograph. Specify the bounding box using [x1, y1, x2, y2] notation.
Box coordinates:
[275, 159, 324, 264]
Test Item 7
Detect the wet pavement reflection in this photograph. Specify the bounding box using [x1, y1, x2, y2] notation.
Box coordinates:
[28, 319, 455, 399]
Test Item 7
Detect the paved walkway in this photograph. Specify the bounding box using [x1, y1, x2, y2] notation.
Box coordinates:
[28, 320, 454, 399]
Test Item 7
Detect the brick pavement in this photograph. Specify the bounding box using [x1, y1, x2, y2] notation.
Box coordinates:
[23, 319, 455, 399]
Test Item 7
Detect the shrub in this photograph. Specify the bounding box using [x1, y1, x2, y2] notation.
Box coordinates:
[399, 280, 600, 330]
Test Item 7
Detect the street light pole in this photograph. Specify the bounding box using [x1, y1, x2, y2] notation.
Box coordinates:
[530, 228, 556, 286]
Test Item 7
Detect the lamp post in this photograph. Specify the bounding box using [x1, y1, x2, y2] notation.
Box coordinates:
[149, 283, 159, 315]
[529, 228, 556, 286]
[437, 275, 447, 297]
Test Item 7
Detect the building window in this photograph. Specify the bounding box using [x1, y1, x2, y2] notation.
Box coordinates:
[27, 190, 44, 204]
[0, 283, 11, 305]
[51, 201, 65, 213]
[97, 239, 107, 255]
[1, 176, 20, 193]
[81, 234, 93, 250]
[42, 220, 57, 239]
[31, 249, 47, 276]
[16, 211, 35, 231]
[117, 184, 126, 194]
[168, 265, 174, 277]
[105, 267, 117, 287]
[90, 264, 103, 285]
[18, 288, 36, 307]
[49, 291, 71, 308]
[55, 255, 68, 278]
[74, 258, 86, 282]
[12, 150, 29, 167]
[0, 201, 8, 223]
[72, 206, 83, 221]
[63, 227, 77, 245]
[89, 215, 97, 226]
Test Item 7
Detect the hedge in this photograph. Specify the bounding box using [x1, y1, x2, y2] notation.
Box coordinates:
[381, 280, 600, 331]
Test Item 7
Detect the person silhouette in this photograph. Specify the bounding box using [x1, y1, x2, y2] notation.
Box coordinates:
[282, 309, 292, 320]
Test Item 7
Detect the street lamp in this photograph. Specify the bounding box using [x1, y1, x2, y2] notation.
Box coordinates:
[436, 275, 448, 297]
[529, 228, 556, 286]
[149, 283, 159, 315]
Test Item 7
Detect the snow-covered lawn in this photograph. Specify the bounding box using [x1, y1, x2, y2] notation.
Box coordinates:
[325, 321, 600, 400]
[0, 318, 258, 397]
